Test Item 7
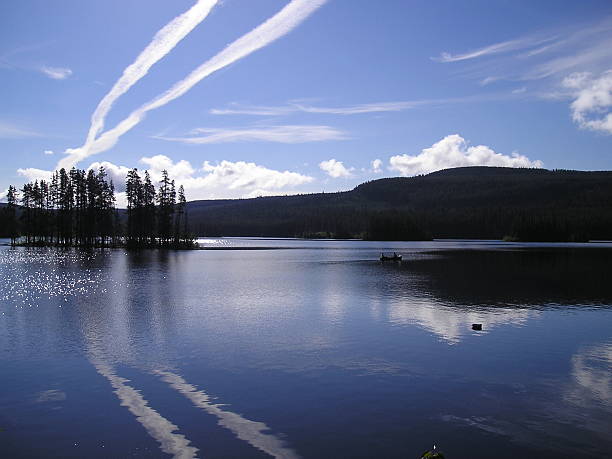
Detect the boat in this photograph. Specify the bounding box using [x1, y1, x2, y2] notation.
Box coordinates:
[380, 252, 402, 261]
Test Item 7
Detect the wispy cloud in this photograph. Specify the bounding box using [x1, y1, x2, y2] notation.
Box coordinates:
[296, 101, 418, 114]
[210, 97, 508, 116]
[389, 134, 543, 176]
[83, 0, 218, 147]
[156, 124, 346, 144]
[319, 158, 353, 178]
[210, 101, 418, 115]
[563, 70, 612, 134]
[43, 149, 54, 155]
[434, 17, 612, 82]
[41, 66, 72, 80]
[433, 37, 547, 63]
[59, 0, 327, 170]
[0, 121, 40, 139]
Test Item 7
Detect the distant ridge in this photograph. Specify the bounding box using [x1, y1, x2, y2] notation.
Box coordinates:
[183, 166, 612, 241]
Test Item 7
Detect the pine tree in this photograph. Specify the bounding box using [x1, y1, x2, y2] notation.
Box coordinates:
[6, 185, 19, 245]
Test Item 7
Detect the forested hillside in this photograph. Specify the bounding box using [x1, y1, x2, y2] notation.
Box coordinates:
[184, 167, 612, 241]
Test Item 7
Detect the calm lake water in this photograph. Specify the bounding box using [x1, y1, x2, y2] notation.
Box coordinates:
[1, 238, 612, 458]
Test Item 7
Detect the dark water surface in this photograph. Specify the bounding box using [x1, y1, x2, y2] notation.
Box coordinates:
[1, 238, 612, 458]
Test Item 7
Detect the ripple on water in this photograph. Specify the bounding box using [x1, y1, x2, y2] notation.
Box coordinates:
[0, 248, 120, 310]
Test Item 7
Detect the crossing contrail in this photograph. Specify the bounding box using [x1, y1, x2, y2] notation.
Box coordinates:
[58, 0, 327, 170]
[84, 0, 218, 147]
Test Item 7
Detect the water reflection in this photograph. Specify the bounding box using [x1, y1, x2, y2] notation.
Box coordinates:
[387, 298, 538, 344]
[156, 370, 299, 459]
[568, 342, 612, 409]
[88, 354, 198, 459]
[2, 242, 612, 458]
[74, 249, 299, 458]
[377, 249, 612, 343]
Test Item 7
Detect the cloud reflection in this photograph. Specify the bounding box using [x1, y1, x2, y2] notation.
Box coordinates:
[156, 370, 299, 459]
[388, 299, 538, 344]
[567, 342, 612, 408]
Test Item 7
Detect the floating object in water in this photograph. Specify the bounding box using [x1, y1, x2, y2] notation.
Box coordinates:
[421, 444, 445, 458]
[380, 252, 402, 261]
[472, 323, 483, 331]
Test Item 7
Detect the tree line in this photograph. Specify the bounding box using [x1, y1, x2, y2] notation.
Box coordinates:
[1, 167, 195, 248]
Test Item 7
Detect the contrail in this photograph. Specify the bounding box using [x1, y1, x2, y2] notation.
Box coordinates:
[58, 0, 327, 169]
[84, 0, 218, 147]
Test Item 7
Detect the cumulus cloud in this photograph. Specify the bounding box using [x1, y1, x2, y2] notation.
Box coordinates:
[101, 156, 313, 201]
[41, 66, 72, 80]
[389, 134, 543, 176]
[15, 155, 314, 203]
[371, 158, 383, 173]
[140, 155, 196, 182]
[44, 150, 54, 155]
[17, 167, 53, 182]
[563, 70, 612, 134]
[319, 159, 353, 178]
[87, 161, 132, 192]
[156, 125, 347, 144]
[198, 159, 313, 195]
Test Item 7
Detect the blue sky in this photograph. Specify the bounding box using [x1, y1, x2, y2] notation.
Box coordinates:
[1, 0, 612, 203]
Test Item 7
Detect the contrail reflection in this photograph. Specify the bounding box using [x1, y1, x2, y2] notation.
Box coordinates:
[156, 370, 299, 459]
[89, 358, 199, 459]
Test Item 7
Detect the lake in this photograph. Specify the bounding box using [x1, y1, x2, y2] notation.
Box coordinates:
[1, 238, 612, 458]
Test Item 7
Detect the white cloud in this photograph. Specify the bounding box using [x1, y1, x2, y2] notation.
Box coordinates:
[58, 0, 327, 170]
[210, 104, 296, 116]
[140, 155, 196, 182]
[0, 190, 6, 202]
[44, 150, 54, 155]
[480, 76, 501, 86]
[0, 121, 39, 139]
[16, 167, 53, 182]
[108, 156, 313, 201]
[156, 125, 347, 144]
[371, 158, 383, 173]
[319, 159, 353, 178]
[41, 66, 72, 80]
[389, 134, 543, 176]
[87, 161, 132, 191]
[211, 100, 437, 116]
[563, 70, 612, 134]
[15, 156, 314, 203]
[296, 101, 418, 115]
[83, 0, 218, 148]
[433, 36, 550, 63]
[198, 159, 313, 195]
[432, 17, 612, 91]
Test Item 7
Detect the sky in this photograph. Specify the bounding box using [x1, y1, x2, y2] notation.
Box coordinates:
[1, 0, 612, 205]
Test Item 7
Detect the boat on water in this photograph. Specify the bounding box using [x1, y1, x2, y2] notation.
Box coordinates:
[380, 252, 402, 261]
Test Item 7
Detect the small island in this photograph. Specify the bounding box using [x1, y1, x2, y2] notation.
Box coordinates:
[1, 167, 196, 249]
